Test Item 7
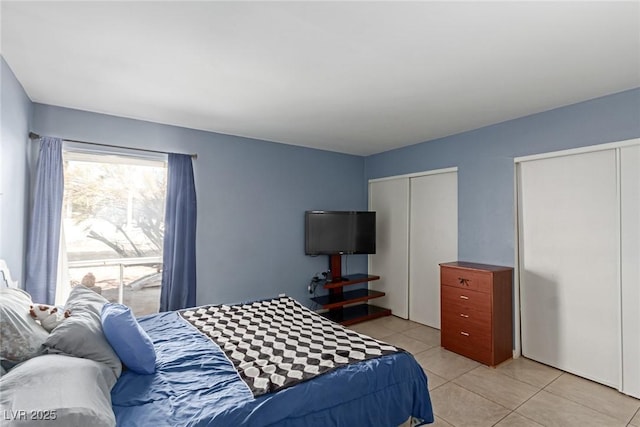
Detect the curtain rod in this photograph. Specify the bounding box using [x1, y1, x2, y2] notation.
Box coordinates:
[28, 132, 197, 159]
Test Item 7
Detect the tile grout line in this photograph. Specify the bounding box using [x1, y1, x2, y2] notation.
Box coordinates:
[541, 387, 636, 425]
[428, 378, 450, 393]
[450, 378, 513, 413]
[508, 387, 548, 423]
[499, 410, 545, 427]
[494, 368, 562, 390]
[430, 379, 526, 427]
[399, 336, 441, 349]
[631, 406, 640, 426]
[541, 378, 640, 424]
[391, 332, 440, 350]
[497, 361, 562, 421]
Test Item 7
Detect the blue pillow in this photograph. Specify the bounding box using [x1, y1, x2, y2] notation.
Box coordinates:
[100, 303, 156, 374]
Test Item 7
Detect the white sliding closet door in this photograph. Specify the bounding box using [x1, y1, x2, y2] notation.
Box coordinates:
[369, 169, 458, 324]
[621, 145, 640, 398]
[409, 172, 457, 328]
[518, 149, 620, 388]
[369, 178, 409, 318]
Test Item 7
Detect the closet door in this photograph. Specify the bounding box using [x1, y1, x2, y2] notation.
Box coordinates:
[409, 172, 457, 328]
[518, 149, 620, 388]
[621, 145, 640, 398]
[369, 178, 409, 318]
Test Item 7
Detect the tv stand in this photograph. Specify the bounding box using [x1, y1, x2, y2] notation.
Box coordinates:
[310, 254, 391, 326]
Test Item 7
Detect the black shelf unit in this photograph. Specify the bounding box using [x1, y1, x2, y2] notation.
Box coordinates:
[311, 256, 391, 326]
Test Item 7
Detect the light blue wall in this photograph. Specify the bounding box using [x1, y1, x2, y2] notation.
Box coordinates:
[7, 55, 639, 305]
[32, 104, 368, 306]
[365, 88, 640, 267]
[0, 57, 33, 284]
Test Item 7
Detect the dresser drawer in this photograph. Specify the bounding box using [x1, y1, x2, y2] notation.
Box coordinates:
[441, 285, 491, 318]
[440, 286, 491, 313]
[441, 266, 492, 293]
[442, 328, 492, 365]
[441, 316, 492, 362]
[442, 312, 491, 339]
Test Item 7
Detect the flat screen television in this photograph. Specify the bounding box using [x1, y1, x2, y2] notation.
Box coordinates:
[305, 211, 376, 255]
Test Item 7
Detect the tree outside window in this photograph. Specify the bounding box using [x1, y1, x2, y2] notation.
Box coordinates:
[62, 152, 167, 316]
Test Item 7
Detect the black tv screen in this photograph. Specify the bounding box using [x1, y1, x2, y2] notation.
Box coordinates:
[305, 211, 376, 255]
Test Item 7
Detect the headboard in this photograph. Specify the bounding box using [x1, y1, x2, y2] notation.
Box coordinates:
[0, 259, 19, 288]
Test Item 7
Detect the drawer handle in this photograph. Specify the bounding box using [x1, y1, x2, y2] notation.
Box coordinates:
[460, 314, 469, 318]
[459, 295, 469, 300]
[458, 277, 470, 286]
[460, 331, 470, 336]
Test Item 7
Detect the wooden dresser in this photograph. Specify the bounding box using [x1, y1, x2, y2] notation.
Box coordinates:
[440, 262, 513, 366]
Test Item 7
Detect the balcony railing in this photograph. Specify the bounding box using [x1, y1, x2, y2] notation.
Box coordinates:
[67, 256, 162, 316]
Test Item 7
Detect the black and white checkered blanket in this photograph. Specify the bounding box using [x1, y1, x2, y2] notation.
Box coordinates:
[180, 296, 401, 396]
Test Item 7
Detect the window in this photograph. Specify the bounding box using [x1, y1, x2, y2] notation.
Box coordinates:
[61, 150, 167, 316]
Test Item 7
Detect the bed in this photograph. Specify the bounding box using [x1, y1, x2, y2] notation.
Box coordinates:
[0, 271, 433, 427]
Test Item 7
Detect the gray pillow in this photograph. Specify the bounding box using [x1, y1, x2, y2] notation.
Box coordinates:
[0, 288, 48, 369]
[0, 354, 116, 427]
[43, 286, 121, 379]
[44, 312, 122, 379]
[64, 285, 110, 316]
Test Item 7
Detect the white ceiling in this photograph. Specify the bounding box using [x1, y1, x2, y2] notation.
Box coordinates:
[2, 1, 639, 156]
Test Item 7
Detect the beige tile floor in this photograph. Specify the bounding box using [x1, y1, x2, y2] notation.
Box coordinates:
[348, 316, 640, 427]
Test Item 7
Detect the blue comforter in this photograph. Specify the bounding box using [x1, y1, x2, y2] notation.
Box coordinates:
[111, 311, 433, 426]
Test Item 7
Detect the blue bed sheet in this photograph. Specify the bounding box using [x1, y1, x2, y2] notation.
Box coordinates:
[111, 311, 434, 427]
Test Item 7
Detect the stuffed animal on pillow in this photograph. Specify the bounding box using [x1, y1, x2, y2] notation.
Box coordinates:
[29, 304, 71, 332]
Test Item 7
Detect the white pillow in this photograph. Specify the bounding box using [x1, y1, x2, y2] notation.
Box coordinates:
[0, 288, 48, 369]
[0, 354, 116, 427]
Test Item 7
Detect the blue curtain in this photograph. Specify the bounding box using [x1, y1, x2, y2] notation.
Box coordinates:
[25, 137, 64, 304]
[160, 153, 197, 311]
